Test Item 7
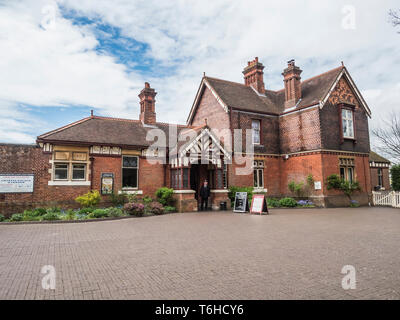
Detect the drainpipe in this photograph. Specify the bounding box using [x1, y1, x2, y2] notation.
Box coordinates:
[89, 157, 95, 191]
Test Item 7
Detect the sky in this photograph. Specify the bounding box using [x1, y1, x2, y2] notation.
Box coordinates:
[0, 0, 399, 154]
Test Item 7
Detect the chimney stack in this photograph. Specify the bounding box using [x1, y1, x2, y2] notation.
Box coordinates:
[282, 59, 302, 109]
[139, 82, 157, 125]
[242, 57, 265, 94]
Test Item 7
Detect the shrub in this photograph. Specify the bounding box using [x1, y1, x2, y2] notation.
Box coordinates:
[124, 202, 145, 217]
[78, 207, 94, 215]
[391, 164, 400, 191]
[0, 214, 5, 222]
[34, 208, 47, 216]
[91, 209, 109, 219]
[10, 213, 24, 222]
[107, 207, 125, 217]
[149, 202, 164, 215]
[326, 174, 361, 201]
[228, 186, 254, 207]
[288, 181, 304, 197]
[64, 209, 76, 221]
[307, 174, 314, 187]
[75, 190, 101, 208]
[267, 198, 280, 208]
[164, 206, 177, 213]
[350, 200, 360, 208]
[279, 197, 298, 207]
[155, 187, 174, 206]
[22, 209, 42, 221]
[42, 211, 60, 221]
[109, 192, 126, 207]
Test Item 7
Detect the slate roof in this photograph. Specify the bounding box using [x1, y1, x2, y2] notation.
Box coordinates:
[369, 151, 391, 163]
[37, 116, 190, 148]
[203, 66, 343, 115]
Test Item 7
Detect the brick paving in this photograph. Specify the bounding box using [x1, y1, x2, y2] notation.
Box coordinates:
[0, 207, 400, 300]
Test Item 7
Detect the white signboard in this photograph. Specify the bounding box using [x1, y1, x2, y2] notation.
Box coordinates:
[0, 174, 34, 193]
[314, 181, 322, 190]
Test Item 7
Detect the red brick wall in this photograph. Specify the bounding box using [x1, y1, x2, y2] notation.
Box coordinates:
[138, 157, 165, 196]
[370, 167, 390, 190]
[279, 107, 322, 154]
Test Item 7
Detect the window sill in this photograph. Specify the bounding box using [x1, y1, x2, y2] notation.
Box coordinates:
[48, 181, 91, 186]
[210, 189, 229, 193]
[119, 189, 143, 195]
[173, 190, 195, 194]
[254, 188, 268, 193]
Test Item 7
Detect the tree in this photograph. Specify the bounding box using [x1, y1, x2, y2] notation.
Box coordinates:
[372, 112, 400, 164]
[389, 9, 400, 32]
[391, 165, 400, 191]
[326, 174, 361, 203]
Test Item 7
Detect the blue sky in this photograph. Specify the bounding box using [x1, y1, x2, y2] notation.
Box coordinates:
[0, 0, 399, 150]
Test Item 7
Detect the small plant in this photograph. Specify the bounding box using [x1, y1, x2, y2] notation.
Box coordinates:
[155, 187, 174, 206]
[307, 174, 314, 187]
[109, 192, 126, 207]
[164, 206, 177, 213]
[34, 208, 47, 216]
[91, 209, 109, 219]
[75, 190, 101, 208]
[149, 202, 164, 215]
[288, 181, 304, 197]
[267, 198, 280, 208]
[350, 200, 360, 208]
[0, 214, 5, 222]
[124, 192, 139, 203]
[10, 213, 24, 222]
[65, 209, 76, 220]
[326, 174, 361, 204]
[124, 202, 145, 217]
[279, 197, 298, 208]
[297, 200, 314, 207]
[106, 207, 125, 217]
[78, 207, 94, 215]
[42, 211, 60, 221]
[22, 209, 42, 221]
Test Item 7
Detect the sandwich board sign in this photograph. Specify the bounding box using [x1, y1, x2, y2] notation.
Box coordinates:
[233, 192, 248, 213]
[250, 194, 269, 214]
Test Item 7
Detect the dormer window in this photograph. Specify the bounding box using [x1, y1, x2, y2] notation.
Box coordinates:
[252, 119, 261, 144]
[342, 109, 354, 139]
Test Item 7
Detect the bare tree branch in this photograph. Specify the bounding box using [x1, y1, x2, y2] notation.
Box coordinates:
[389, 9, 400, 33]
[372, 112, 400, 163]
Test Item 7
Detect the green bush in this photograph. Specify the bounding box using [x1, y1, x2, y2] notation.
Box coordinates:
[106, 207, 125, 217]
[91, 209, 109, 219]
[123, 202, 145, 217]
[0, 214, 5, 222]
[42, 211, 60, 221]
[164, 206, 177, 213]
[326, 174, 361, 201]
[279, 197, 297, 207]
[22, 209, 42, 221]
[149, 202, 164, 215]
[10, 213, 24, 222]
[75, 190, 101, 208]
[267, 198, 280, 208]
[155, 187, 174, 206]
[228, 186, 254, 207]
[34, 208, 47, 216]
[391, 165, 400, 191]
[64, 209, 76, 221]
[78, 207, 94, 215]
[307, 174, 314, 187]
[288, 181, 304, 197]
[109, 192, 126, 207]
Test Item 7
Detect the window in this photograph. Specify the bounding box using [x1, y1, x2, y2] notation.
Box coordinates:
[339, 158, 354, 182]
[222, 164, 228, 188]
[54, 163, 68, 180]
[253, 160, 264, 188]
[72, 164, 86, 180]
[122, 156, 138, 188]
[252, 119, 261, 144]
[342, 109, 354, 138]
[182, 168, 189, 189]
[377, 168, 383, 187]
[170, 168, 189, 189]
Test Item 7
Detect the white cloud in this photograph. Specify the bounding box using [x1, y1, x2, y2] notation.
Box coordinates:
[0, 0, 399, 145]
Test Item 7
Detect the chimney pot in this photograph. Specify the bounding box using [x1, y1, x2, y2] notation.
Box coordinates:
[242, 57, 266, 94]
[139, 82, 157, 125]
[282, 60, 302, 109]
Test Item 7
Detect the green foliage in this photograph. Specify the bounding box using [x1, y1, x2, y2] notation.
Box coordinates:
[288, 181, 304, 197]
[90, 209, 109, 219]
[106, 207, 125, 217]
[22, 209, 42, 221]
[267, 198, 280, 208]
[0, 214, 5, 222]
[307, 174, 314, 187]
[124, 202, 145, 216]
[65, 209, 76, 221]
[109, 192, 126, 207]
[326, 174, 361, 199]
[164, 206, 177, 213]
[78, 207, 94, 215]
[34, 208, 47, 216]
[279, 197, 298, 208]
[155, 187, 174, 206]
[391, 164, 400, 191]
[10, 213, 24, 222]
[143, 196, 153, 205]
[75, 190, 101, 208]
[42, 211, 60, 221]
[228, 186, 254, 207]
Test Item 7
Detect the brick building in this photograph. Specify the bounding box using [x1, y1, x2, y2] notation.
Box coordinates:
[0, 58, 375, 214]
[369, 151, 391, 191]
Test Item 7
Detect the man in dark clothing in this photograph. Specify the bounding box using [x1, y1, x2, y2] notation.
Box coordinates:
[200, 180, 211, 211]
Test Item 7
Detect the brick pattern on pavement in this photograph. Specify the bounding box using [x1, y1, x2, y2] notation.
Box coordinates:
[0, 207, 400, 300]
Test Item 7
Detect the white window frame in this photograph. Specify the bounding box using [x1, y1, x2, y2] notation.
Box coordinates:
[342, 109, 354, 139]
[122, 155, 139, 189]
[253, 161, 264, 188]
[252, 119, 261, 144]
[54, 163, 69, 181]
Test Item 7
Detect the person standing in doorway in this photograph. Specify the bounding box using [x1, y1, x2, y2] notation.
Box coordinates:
[200, 180, 211, 211]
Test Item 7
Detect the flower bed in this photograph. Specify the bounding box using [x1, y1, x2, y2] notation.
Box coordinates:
[266, 197, 316, 208]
